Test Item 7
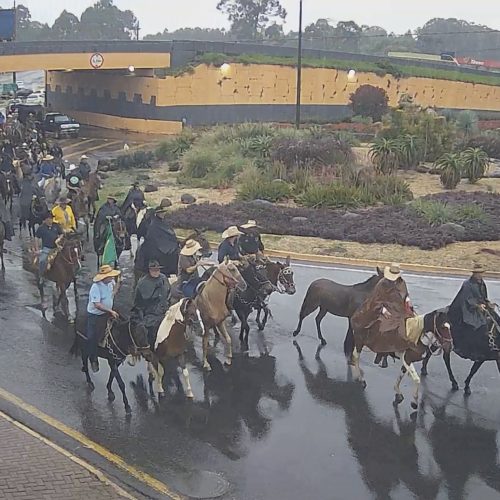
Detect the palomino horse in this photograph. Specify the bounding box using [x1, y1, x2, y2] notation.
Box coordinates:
[38, 232, 82, 320]
[293, 268, 384, 346]
[350, 308, 452, 409]
[147, 298, 204, 399]
[71, 316, 153, 414]
[255, 257, 296, 331]
[82, 171, 101, 221]
[196, 260, 247, 370]
[95, 216, 127, 269]
[71, 189, 91, 242]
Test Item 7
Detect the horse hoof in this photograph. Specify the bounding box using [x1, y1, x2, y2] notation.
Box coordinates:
[125, 406, 132, 415]
[87, 382, 95, 392]
[292, 330, 299, 337]
[108, 391, 115, 402]
[394, 394, 404, 405]
[186, 392, 194, 399]
[421, 369, 427, 377]
[464, 386, 472, 397]
[452, 382, 459, 391]
[224, 360, 232, 368]
[320, 339, 327, 346]
[411, 401, 418, 410]
[360, 380, 367, 390]
[203, 362, 212, 372]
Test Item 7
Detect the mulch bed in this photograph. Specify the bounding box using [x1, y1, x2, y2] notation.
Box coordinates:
[169, 192, 500, 250]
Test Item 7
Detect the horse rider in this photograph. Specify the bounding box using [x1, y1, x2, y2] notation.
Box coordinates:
[218, 226, 243, 263]
[34, 212, 62, 284]
[131, 260, 171, 347]
[66, 164, 82, 201]
[2, 139, 14, 159]
[0, 196, 14, 241]
[50, 142, 63, 162]
[137, 198, 171, 242]
[37, 154, 57, 188]
[239, 220, 265, 258]
[178, 239, 203, 299]
[51, 196, 76, 233]
[351, 263, 415, 367]
[93, 195, 121, 245]
[121, 181, 146, 250]
[79, 155, 92, 181]
[449, 264, 497, 333]
[86, 265, 121, 373]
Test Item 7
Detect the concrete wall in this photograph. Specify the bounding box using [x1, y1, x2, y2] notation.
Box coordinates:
[47, 63, 500, 134]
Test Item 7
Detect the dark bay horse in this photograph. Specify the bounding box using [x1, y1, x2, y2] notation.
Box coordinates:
[39, 232, 82, 320]
[421, 307, 500, 395]
[20, 196, 48, 237]
[71, 316, 153, 414]
[293, 268, 384, 347]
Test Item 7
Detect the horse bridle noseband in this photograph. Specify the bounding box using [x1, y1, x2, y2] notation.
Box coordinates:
[277, 266, 293, 294]
[108, 319, 150, 358]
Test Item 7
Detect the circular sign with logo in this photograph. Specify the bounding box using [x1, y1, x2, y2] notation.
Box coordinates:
[90, 53, 104, 69]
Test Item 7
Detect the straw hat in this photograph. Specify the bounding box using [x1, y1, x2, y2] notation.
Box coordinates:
[81, 155, 89, 160]
[69, 164, 78, 171]
[241, 219, 259, 229]
[43, 155, 54, 161]
[222, 226, 243, 240]
[384, 263, 402, 282]
[472, 263, 486, 274]
[107, 195, 118, 202]
[57, 196, 71, 204]
[93, 265, 121, 282]
[181, 239, 202, 256]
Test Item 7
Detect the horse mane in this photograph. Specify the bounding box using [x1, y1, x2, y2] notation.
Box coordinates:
[353, 273, 381, 289]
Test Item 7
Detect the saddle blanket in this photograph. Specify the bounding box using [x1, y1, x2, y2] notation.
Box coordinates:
[406, 315, 424, 345]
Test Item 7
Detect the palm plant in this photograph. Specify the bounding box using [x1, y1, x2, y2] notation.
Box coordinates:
[461, 147, 489, 184]
[369, 138, 399, 175]
[396, 134, 422, 169]
[435, 152, 463, 190]
[456, 110, 479, 139]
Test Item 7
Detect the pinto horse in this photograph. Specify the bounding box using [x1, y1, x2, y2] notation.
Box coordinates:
[147, 298, 204, 399]
[350, 308, 452, 409]
[293, 268, 384, 347]
[71, 316, 153, 414]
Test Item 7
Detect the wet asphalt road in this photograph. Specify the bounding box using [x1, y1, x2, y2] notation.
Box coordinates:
[1, 244, 500, 500]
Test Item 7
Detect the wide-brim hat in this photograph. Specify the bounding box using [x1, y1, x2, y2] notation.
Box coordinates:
[148, 260, 162, 270]
[384, 263, 402, 281]
[472, 263, 486, 273]
[222, 226, 243, 240]
[69, 164, 77, 171]
[43, 155, 54, 161]
[93, 264, 121, 282]
[81, 155, 89, 160]
[241, 219, 259, 229]
[155, 206, 169, 214]
[107, 195, 118, 202]
[180, 239, 202, 256]
[57, 196, 71, 204]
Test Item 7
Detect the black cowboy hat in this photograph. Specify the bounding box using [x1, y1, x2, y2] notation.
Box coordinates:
[148, 260, 162, 269]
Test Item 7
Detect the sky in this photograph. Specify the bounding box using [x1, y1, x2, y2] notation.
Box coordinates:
[25, 0, 500, 35]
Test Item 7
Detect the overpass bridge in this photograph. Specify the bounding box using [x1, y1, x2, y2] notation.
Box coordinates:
[1, 41, 499, 134]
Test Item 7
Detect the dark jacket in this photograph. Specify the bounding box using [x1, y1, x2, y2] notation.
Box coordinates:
[132, 273, 171, 328]
[449, 278, 489, 330]
[239, 229, 264, 255]
[93, 202, 122, 242]
[79, 160, 91, 180]
[218, 239, 241, 263]
[121, 188, 145, 217]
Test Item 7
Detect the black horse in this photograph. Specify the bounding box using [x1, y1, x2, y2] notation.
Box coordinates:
[20, 195, 48, 237]
[293, 268, 384, 348]
[70, 315, 153, 414]
[234, 260, 276, 347]
[421, 306, 500, 395]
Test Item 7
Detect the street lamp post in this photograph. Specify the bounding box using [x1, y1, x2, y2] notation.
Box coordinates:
[295, 0, 303, 129]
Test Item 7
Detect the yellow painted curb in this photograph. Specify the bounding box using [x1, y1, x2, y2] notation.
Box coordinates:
[0, 387, 184, 500]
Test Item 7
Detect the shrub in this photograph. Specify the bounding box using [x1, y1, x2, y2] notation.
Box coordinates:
[349, 85, 389, 122]
[461, 147, 489, 184]
[435, 152, 463, 189]
[237, 174, 292, 202]
[456, 110, 479, 139]
[466, 134, 500, 159]
[396, 134, 423, 169]
[369, 138, 399, 175]
[412, 199, 486, 226]
[155, 130, 197, 162]
[113, 150, 154, 170]
[181, 145, 220, 179]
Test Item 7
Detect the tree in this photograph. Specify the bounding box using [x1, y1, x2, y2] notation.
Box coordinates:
[52, 10, 81, 40]
[144, 27, 231, 42]
[350, 85, 389, 122]
[436, 152, 463, 189]
[15, 4, 51, 41]
[79, 0, 138, 40]
[217, 0, 287, 40]
[461, 147, 489, 184]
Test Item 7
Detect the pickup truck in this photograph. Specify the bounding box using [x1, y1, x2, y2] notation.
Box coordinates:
[42, 112, 80, 138]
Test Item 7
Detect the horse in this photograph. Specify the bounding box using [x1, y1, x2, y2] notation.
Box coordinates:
[82, 171, 101, 222]
[71, 189, 91, 242]
[292, 268, 384, 347]
[0, 171, 15, 212]
[42, 176, 62, 206]
[196, 260, 247, 370]
[0, 222, 4, 271]
[147, 298, 204, 399]
[38, 232, 82, 320]
[94, 215, 127, 269]
[20, 195, 48, 237]
[234, 259, 276, 347]
[71, 316, 153, 414]
[350, 308, 452, 409]
[420, 307, 500, 395]
[255, 256, 296, 331]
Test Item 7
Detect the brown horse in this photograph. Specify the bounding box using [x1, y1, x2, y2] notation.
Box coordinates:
[350, 308, 452, 409]
[293, 268, 384, 348]
[71, 189, 91, 242]
[38, 232, 82, 320]
[147, 298, 204, 398]
[196, 260, 247, 370]
[82, 171, 101, 221]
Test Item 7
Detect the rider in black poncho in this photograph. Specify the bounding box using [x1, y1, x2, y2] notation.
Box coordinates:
[121, 181, 145, 249]
[93, 195, 122, 252]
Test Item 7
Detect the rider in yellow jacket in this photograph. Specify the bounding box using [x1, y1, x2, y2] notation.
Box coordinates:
[51, 196, 76, 232]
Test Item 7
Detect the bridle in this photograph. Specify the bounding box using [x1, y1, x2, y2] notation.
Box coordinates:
[108, 319, 151, 359]
[423, 314, 452, 356]
[277, 265, 294, 294]
[211, 267, 241, 290]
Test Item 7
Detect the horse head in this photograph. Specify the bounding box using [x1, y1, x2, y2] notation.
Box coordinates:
[60, 232, 83, 266]
[111, 215, 127, 240]
[240, 258, 275, 296]
[423, 308, 453, 354]
[219, 258, 247, 292]
[275, 256, 296, 295]
[180, 298, 204, 336]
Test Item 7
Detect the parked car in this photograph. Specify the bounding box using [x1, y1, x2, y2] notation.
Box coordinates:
[42, 112, 80, 138]
[15, 87, 33, 98]
[25, 91, 45, 105]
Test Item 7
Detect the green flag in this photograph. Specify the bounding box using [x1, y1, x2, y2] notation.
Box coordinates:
[102, 221, 117, 266]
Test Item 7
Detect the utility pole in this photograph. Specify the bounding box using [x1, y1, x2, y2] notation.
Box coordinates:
[135, 22, 140, 41]
[12, 0, 17, 86]
[295, 0, 303, 129]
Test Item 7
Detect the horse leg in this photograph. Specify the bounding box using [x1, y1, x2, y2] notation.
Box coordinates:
[202, 323, 211, 371]
[0, 247, 4, 271]
[82, 354, 94, 391]
[401, 352, 421, 409]
[420, 349, 431, 377]
[179, 355, 194, 399]
[351, 344, 366, 388]
[112, 364, 131, 414]
[343, 321, 355, 359]
[217, 322, 233, 367]
[147, 360, 165, 397]
[315, 307, 328, 345]
[293, 293, 320, 337]
[106, 361, 116, 402]
[38, 281, 47, 319]
[394, 364, 407, 406]
[444, 350, 459, 391]
[464, 361, 484, 396]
